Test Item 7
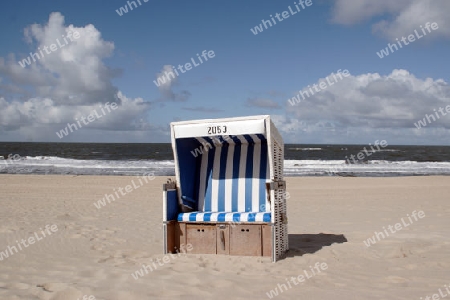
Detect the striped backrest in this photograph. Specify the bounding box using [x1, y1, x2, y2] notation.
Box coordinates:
[193, 134, 270, 213]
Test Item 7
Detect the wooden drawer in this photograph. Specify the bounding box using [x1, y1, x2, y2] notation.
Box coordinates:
[230, 224, 262, 256]
[186, 224, 216, 254]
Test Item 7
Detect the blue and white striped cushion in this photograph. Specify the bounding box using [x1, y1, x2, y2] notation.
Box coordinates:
[194, 134, 270, 213]
[178, 212, 271, 223]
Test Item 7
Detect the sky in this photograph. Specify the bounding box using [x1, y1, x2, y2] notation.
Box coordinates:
[0, 0, 449, 145]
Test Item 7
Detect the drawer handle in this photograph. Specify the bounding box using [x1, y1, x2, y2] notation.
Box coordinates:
[220, 230, 225, 250]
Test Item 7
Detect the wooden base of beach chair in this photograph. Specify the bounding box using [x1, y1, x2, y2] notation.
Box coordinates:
[167, 222, 272, 258]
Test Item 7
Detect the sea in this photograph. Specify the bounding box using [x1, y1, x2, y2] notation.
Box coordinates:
[0, 142, 450, 177]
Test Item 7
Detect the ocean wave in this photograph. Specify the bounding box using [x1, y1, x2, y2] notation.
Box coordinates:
[288, 148, 323, 151]
[284, 159, 450, 177]
[0, 156, 175, 176]
[1, 156, 450, 177]
[376, 149, 402, 152]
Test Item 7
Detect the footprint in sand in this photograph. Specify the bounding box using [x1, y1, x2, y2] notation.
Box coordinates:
[0, 225, 20, 233]
[385, 275, 409, 287]
[56, 213, 76, 221]
[37, 283, 85, 300]
[2, 282, 30, 290]
[50, 287, 84, 300]
[404, 264, 418, 270]
[37, 282, 68, 292]
[334, 283, 347, 287]
[97, 255, 115, 263]
[69, 233, 83, 239]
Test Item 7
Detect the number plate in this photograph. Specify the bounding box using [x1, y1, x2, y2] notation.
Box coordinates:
[207, 125, 227, 135]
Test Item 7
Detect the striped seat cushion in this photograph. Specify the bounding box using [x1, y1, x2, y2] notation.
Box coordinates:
[178, 212, 271, 223]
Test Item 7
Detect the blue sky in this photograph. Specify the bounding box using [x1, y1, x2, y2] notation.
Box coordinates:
[0, 0, 449, 144]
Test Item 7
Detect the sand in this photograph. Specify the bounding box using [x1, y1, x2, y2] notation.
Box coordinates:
[0, 175, 449, 300]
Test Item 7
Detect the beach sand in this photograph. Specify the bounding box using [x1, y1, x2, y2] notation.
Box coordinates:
[0, 175, 449, 300]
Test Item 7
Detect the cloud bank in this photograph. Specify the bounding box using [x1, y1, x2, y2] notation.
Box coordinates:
[0, 12, 154, 142]
[331, 0, 450, 41]
[279, 69, 450, 144]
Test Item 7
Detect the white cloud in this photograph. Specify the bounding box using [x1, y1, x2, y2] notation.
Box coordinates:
[0, 12, 154, 142]
[331, 0, 450, 41]
[331, 0, 409, 25]
[246, 97, 281, 109]
[182, 106, 223, 113]
[2, 12, 119, 105]
[281, 69, 450, 144]
[154, 65, 191, 102]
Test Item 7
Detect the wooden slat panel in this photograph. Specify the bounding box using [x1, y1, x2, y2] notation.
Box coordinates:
[177, 222, 186, 251]
[262, 224, 272, 257]
[165, 221, 176, 253]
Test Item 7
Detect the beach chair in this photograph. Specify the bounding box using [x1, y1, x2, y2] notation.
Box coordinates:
[163, 115, 288, 262]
